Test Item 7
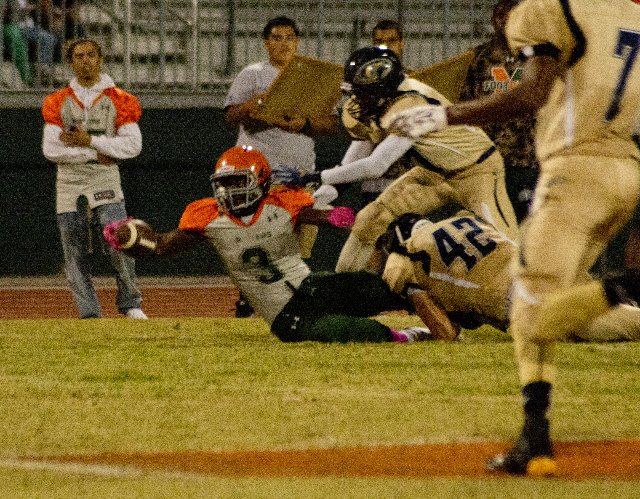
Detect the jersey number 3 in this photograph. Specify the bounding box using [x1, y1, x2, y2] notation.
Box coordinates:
[242, 247, 284, 284]
[606, 29, 640, 122]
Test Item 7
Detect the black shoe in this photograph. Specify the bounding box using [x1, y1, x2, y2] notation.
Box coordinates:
[604, 269, 640, 307]
[485, 417, 557, 476]
[234, 299, 255, 318]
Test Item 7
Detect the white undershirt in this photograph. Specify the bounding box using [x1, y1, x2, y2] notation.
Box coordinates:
[320, 134, 414, 185]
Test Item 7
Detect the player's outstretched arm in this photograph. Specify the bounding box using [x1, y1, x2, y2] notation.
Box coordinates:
[272, 135, 412, 188]
[446, 55, 559, 126]
[407, 288, 461, 342]
[295, 206, 355, 227]
[104, 218, 205, 257]
[388, 54, 560, 137]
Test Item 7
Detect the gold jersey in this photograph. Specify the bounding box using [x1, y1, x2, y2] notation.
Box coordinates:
[405, 207, 517, 327]
[507, 0, 640, 161]
[343, 78, 496, 172]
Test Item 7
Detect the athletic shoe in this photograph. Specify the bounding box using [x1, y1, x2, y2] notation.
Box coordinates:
[485, 417, 557, 476]
[125, 308, 148, 319]
[234, 299, 255, 318]
[396, 326, 433, 343]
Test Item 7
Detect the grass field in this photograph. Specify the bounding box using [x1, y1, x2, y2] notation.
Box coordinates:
[1, 316, 640, 497]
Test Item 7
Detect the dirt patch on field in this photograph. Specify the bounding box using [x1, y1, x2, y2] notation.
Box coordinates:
[0, 280, 239, 319]
[38, 441, 640, 479]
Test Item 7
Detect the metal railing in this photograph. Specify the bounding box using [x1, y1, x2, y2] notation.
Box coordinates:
[1, 0, 495, 102]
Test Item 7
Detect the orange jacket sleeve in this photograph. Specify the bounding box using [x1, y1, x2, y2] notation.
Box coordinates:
[103, 87, 142, 129]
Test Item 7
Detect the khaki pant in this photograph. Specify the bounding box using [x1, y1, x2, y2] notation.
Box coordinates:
[510, 155, 640, 383]
[336, 152, 519, 272]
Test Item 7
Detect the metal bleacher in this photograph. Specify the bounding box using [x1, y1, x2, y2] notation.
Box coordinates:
[1, 0, 495, 107]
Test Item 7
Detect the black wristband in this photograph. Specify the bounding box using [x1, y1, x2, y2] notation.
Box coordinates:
[302, 172, 322, 185]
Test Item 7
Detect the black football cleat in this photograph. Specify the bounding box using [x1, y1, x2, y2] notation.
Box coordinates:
[485, 417, 557, 476]
[234, 299, 255, 318]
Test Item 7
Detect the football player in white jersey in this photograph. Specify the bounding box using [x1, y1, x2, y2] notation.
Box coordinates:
[388, 0, 640, 476]
[104, 146, 433, 344]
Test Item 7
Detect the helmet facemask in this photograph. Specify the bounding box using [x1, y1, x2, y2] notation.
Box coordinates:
[211, 168, 269, 217]
[345, 89, 389, 122]
[211, 146, 272, 217]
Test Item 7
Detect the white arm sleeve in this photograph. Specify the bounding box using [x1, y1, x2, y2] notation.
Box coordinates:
[42, 124, 98, 164]
[320, 134, 414, 185]
[340, 140, 375, 165]
[90, 123, 143, 159]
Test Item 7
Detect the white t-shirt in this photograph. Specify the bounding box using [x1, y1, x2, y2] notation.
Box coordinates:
[224, 61, 316, 173]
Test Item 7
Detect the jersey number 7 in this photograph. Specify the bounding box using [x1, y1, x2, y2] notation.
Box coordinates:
[605, 29, 640, 122]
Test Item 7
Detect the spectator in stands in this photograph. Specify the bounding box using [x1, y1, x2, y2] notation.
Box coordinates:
[41, 38, 147, 319]
[2, 0, 31, 85]
[20, 0, 57, 84]
[224, 16, 340, 316]
[224, 16, 338, 176]
[42, 0, 85, 63]
[459, 0, 538, 223]
[371, 19, 412, 72]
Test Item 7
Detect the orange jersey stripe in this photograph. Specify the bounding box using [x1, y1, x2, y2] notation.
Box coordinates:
[178, 187, 314, 233]
[178, 198, 220, 232]
[266, 186, 315, 226]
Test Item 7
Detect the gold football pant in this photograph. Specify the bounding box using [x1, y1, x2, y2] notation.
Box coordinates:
[335, 153, 518, 273]
[510, 155, 640, 385]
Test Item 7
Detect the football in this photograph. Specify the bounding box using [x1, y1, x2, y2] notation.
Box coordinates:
[116, 219, 157, 257]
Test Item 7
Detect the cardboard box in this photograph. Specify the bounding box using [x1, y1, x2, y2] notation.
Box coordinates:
[409, 50, 475, 103]
[253, 55, 344, 124]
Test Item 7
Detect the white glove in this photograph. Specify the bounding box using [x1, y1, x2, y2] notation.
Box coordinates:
[387, 105, 448, 139]
[312, 184, 338, 209]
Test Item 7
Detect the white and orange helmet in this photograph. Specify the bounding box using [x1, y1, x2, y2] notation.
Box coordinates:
[210, 146, 271, 215]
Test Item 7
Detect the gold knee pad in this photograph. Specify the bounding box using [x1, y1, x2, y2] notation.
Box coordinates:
[351, 170, 458, 244]
[335, 233, 377, 273]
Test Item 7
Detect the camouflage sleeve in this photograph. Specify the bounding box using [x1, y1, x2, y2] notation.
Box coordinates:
[459, 43, 489, 102]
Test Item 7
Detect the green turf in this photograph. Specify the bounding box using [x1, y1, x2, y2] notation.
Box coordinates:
[0, 317, 639, 498]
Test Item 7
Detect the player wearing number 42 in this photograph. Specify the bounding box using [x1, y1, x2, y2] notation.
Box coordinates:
[387, 0, 640, 477]
[104, 146, 436, 344]
[378, 203, 640, 343]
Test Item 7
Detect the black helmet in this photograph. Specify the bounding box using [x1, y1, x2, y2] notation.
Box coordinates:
[376, 212, 429, 265]
[342, 46, 404, 120]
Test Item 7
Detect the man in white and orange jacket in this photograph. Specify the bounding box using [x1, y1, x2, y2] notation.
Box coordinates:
[42, 38, 146, 319]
